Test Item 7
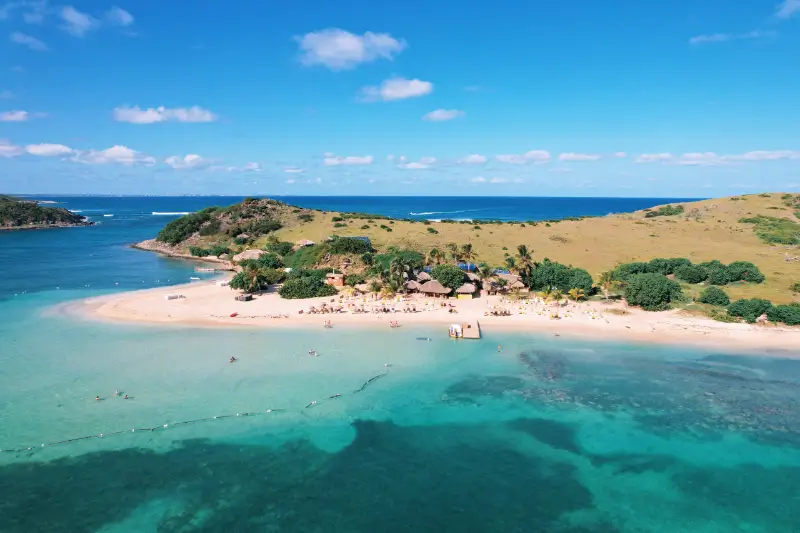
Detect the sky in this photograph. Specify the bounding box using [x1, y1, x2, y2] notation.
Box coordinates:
[1, 0, 799, 197]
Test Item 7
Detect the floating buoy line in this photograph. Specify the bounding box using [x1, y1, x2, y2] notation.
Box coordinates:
[1, 366, 393, 456]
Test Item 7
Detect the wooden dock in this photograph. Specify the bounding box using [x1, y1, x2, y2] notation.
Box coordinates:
[449, 321, 481, 339]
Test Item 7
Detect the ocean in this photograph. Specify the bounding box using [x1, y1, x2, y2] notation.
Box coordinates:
[1, 196, 799, 533]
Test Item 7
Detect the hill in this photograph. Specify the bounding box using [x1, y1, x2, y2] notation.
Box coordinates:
[144, 193, 800, 305]
[0, 195, 92, 230]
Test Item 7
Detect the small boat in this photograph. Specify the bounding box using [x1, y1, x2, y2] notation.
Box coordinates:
[190, 276, 200, 280]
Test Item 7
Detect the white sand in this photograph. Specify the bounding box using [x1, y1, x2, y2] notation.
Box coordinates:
[62, 278, 800, 353]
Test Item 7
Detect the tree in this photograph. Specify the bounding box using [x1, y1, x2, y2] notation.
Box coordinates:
[567, 288, 586, 302]
[230, 265, 268, 294]
[613, 262, 650, 282]
[446, 243, 460, 264]
[726, 261, 765, 283]
[431, 264, 466, 293]
[550, 289, 564, 306]
[675, 264, 708, 284]
[766, 303, 800, 326]
[278, 277, 338, 299]
[529, 260, 592, 293]
[515, 245, 534, 281]
[389, 257, 413, 290]
[623, 273, 683, 311]
[597, 270, 618, 300]
[727, 298, 773, 323]
[369, 280, 383, 294]
[477, 263, 494, 290]
[426, 248, 444, 266]
[460, 243, 477, 269]
[698, 286, 730, 306]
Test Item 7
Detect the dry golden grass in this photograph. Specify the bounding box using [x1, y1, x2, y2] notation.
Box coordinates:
[256, 192, 800, 304]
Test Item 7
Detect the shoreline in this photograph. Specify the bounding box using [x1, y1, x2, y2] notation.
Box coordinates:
[0, 222, 95, 231]
[57, 277, 800, 355]
[131, 239, 234, 267]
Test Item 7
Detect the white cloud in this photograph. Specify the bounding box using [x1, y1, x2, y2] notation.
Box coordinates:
[10, 31, 48, 51]
[0, 110, 28, 121]
[422, 109, 464, 122]
[673, 152, 726, 166]
[296, 28, 406, 70]
[359, 77, 433, 102]
[550, 168, 573, 174]
[490, 177, 508, 184]
[459, 154, 487, 164]
[286, 179, 296, 184]
[559, 152, 601, 161]
[471, 176, 486, 183]
[105, 6, 133, 26]
[635, 153, 674, 163]
[60, 6, 97, 37]
[613, 152, 627, 158]
[0, 140, 23, 157]
[496, 150, 550, 164]
[689, 30, 775, 45]
[398, 156, 436, 169]
[284, 167, 304, 173]
[113, 105, 217, 124]
[776, 0, 800, 18]
[73, 145, 155, 165]
[730, 150, 800, 161]
[323, 153, 373, 166]
[164, 154, 212, 169]
[25, 143, 74, 156]
[0, 90, 12, 99]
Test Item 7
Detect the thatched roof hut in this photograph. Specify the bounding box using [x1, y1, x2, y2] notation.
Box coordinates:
[232, 249, 265, 262]
[404, 280, 421, 292]
[419, 280, 452, 295]
[465, 272, 480, 282]
[456, 283, 476, 294]
[416, 271, 432, 282]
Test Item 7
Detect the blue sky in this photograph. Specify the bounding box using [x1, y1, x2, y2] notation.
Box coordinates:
[1, 0, 799, 196]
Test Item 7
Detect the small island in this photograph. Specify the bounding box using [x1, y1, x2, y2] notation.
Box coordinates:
[0, 195, 93, 230]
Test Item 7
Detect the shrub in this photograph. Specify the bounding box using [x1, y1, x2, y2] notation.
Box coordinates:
[189, 246, 210, 257]
[244, 218, 282, 236]
[331, 216, 344, 222]
[328, 237, 372, 255]
[624, 273, 683, 311]
[333, 222, 347, 228]
[698, 286, 730, 306]
[613, 262, 650, 281]
[278, 277, 338, 299]
[738, 215, 800, 245]
[257, 253, 283, 269]
[262, 268, 286, 285]
[675, 264, 708, 284]
[156, 210, 213, 245]
[361, 224, 370, 230]
[361, 252, 373, 266]
[644, 205, 684, 218]
[198, 218, 222, 236]
[287, 244, 327, 269]
[791, 281, 800, 293]
[529, 261, 593, 293]
[427, 227, 439, 234]
[766, 303, 800, 326]
[298, 214, 314, 222]
[345, 273, 366, 287]
[705, 267, 730, 286]
[230, 267, 269, 293]
[725, 261, 765, 283]
[266, 241, 294, 257]
[727, 299, 773, 323]
[431, 264, 466, 293]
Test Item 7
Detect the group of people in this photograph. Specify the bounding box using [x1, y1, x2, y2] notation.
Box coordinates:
[389, 321, 400, 328]
[95, 389, 129, 401]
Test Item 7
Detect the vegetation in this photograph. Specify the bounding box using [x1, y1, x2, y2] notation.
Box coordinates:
[529, 260, 593, 293]
[328, 236, 372, 255]
[278, 277, 338, 299]
[644, 204, 684, 218]
[766, 303, 800, 326]
[0, 195, 90, 228]
[188, 244, 230, 257]
[431, 264, 466, 293]
[738, 215, 800, 245]
[229, 265, 269, 294]
[265, 241, 294, 257]
[727, 298, 773, 323]
[345, 273, 366, 287]
[623, 273, 683, 311]
[675, 264, 708, 284]
[698, 286, 730, 306]
[792, 282, 800, 293]
[156, 208, 216, 245]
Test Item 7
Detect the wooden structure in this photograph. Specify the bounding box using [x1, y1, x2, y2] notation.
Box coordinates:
[449, 321, 481, 339]
[325, 273, 345, 287]
[235, 294, 253, 302]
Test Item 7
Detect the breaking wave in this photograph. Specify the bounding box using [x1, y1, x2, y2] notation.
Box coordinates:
[152, 212, 191, 216]
[409, 208, 484, 216]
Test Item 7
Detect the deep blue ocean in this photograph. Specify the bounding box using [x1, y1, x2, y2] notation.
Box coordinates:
[2, 195, 799, 533]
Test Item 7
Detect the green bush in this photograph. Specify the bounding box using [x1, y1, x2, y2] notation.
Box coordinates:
[360, 225, 370, 230]
[372, 249, 424, 271]
[266, 241, 294, 256]
[705, 267, 730, 286]
[298, 214, 314, 222]
[738, 215, 800, 245]
[431, 264, 466, 293]
[766, 303, 800, 326]
[345, 273, 366, 287]
[624, 273, 683, 311]
[331, 216, 344, 222]
[244, 218, 282, 236]
[328, 237, 372, 255]
[675, 264, 708, 284]
[613, 262, 650, 281]
[727, 298, 773, 323]
[286, 244, 327, 269]
[333, 222, 347, 228]
[725, 261, 765, 283]
[156, 210, 213, 245]
[791, 281, 800, 293]
[698, 286, 730, 306]
[198, 218, 222, 236]
[286, 268, 332, 281]
[644, 205, 684, 218]
[361, 253, 374, 266]
[278, 277, 338, 299]
[529, 261, 593, 293]
[646, 258, 692, 275]
[262, 268, 286, 285]
[256, 253, 283, 269]
[427, 227, 439, 234]
[189, 246, 211, 257]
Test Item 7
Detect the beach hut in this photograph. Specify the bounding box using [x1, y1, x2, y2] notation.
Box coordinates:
[232, 249, 264, 262]
[404, 280, 421, 292]
[465, 272, 480, 282]
[325, 272, 344, 287]
[416, 271, 432, 282]
[456, 283, 477, 299]
[419, 280, 452, 297]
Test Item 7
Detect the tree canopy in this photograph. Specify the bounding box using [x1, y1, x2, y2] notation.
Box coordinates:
[623, 273, 683, 311]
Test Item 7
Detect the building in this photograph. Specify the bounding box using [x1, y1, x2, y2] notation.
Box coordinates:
[325, 273, 344, 287]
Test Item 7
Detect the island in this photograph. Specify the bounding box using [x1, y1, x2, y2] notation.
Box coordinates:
[0, 195, 93, 230]
[70, 192, 800, 349]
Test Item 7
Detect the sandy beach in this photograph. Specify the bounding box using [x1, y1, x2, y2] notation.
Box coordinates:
[60, 277, 800, 353]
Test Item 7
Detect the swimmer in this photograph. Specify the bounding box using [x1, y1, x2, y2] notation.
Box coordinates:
[124, 394, 129, 399]
[229, 356, 237, 363]
[95, 395, 100, 401]
[114, 389, 120, 397]
[497, 345, 502, 352]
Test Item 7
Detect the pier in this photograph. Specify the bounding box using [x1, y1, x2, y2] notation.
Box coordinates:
[449, 321, 481, 339]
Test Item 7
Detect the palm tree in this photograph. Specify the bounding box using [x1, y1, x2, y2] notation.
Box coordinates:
[550, 288, 564, 307]
[426, 248, 444, 266]
[446, 243, 460, 264]
[389, 257, 412, 291]
[515, 245, 534, 281]
[505, 256, 518, 274]
[460, 243, 476, 271]
[477, 263, 494, 288]
[369, 280, 383, 295]
[597, 271, 618, 300]
[231, 265, 267, 294]
[567, 288, 586, 302]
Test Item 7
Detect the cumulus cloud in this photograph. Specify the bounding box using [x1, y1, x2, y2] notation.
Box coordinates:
[10, 32, 48, 51]
[636, 150, 800, 166]
[164, 154, 212, 169]
[73, 145, 155, 165]
[296, 28, 406, 70]
[496, 150, 550, 164]
[0, 139, 23, 157]
[25, 143, 74, 156]
[613, 152, 627, 158]
[284, 168, 304, 173]
[689, 30, 775, 45]
[0, 110, 28, 121]
[60, 6, 97, 37]
[459, 154, 487, 164]
[422, 109, 464, 122]
[397, 156, 436, 169]
[635, 153, 674, 163]
[323, 153, 373, 166]
[113, 106, 217, 124]
[359, 77, 433, 102]
[105, 6, 133, 26]
[558, 152, 601, 162]
[776, 0, 800, 18]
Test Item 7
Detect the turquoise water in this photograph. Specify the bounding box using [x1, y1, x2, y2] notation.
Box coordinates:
[1, 197, 799, 532]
